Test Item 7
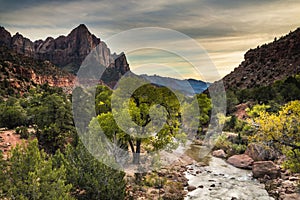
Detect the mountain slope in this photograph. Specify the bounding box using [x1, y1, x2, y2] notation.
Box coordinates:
[0, 45, 75, 96]
[221, 28, 300, 90]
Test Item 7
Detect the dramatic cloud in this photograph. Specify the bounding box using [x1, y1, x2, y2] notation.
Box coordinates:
[1, 0, 300, 80]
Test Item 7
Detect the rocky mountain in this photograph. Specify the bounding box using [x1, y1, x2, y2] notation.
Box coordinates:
[140, 74, 209, 95]
[0, 25, 130, 88]
[220, 28, 300, 90]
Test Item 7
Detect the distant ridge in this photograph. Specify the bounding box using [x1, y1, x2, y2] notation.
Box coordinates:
[140, 74, 209, 95]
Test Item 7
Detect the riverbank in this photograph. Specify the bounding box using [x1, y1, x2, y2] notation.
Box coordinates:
[125, 153, 195, 200]
[125, 143, 300, 200]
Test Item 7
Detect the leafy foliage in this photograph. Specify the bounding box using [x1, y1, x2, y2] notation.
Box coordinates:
[226, 74, 300, 114]
[252, 100, 300, 172]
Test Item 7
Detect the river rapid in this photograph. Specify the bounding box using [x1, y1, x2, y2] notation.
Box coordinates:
[184, 145, 274, 200]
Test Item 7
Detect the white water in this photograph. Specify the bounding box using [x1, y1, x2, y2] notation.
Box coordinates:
[184, 156, 274, 200]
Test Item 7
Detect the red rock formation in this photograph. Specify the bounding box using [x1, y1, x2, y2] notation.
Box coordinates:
[0, 24, 131, 88]
[0, 46, 75, 95]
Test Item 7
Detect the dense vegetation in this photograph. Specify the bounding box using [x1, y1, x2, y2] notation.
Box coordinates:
[91, 77, 212, 165]
[0, 84, 126, 199]
[0, 80, 211, 199]
[220, 74, 300, 173]
[226, 74, 300, 114]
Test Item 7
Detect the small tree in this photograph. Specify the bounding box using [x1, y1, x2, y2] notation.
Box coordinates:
[252, 100, 300, 172]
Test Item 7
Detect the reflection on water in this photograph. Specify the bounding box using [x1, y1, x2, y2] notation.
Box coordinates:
[184, 144, 211, 164]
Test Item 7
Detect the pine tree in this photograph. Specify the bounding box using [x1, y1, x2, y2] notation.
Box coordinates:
[6, 139, 74, 200]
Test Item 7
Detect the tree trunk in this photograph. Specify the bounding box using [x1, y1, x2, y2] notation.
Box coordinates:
[133, 139, 141, 164]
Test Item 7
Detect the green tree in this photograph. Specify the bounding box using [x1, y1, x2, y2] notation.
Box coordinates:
[0, 152, 8, 198]
[5, 139, 73, 200]
[95, 85, 113, 115]
[182, 93, 212, 137]
[94, 77, 186, 164]
[28, 92, 76, 154]
[0, 97, 27, 129]
[53, 142, 126, 200]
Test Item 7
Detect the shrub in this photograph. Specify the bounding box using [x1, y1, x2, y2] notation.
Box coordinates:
[15, 126, 29, 139]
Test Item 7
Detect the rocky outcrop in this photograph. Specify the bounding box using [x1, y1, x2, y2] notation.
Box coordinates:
[227, 154, 254, 169]
[0, 46, 75, 95]
[211, 27, 300, 90]
[34, 24, 102, 73]
[0, 27, 11, 47]
[245, 143, 278, 161]
[252, 161, 281, 179]
[11, 32, 35, 57]
[0, 25, 130, 88]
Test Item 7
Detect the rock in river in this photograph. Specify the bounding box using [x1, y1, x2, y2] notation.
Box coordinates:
[227, 154, 254, 169]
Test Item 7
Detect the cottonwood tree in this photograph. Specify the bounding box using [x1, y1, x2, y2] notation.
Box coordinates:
[92, 77, 186, 165]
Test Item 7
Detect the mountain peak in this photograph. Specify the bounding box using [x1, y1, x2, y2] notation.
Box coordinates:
[71, 24, 90, 35]
[75, 24, 89, 31]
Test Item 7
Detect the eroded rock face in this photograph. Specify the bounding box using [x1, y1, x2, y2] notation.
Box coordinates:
[34, 24, 102, 73]
[0, 27, 11, 47]
[0, 46, 75, 95]
[252, 161, 281, 179]
[227, 154, 254, 169]
[12, 33, 35, 57]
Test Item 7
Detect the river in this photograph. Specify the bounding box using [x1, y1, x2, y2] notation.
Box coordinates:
[184, 145, 274, 200]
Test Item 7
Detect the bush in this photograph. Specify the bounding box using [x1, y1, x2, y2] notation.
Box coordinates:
[214, 133, 248, 156]
[143, 173, 166, 188]
[15, 126, 29, 139]
[282, 146, 300, 173]
[0, 103, 27, 129]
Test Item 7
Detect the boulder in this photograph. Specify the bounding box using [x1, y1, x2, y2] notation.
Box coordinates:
[245, 143, 278, 161]
[187, 185, 197, 191]
[212, 149, 227, 158]
[281, 193, 300, 200]
[252, 161, 281, 179]
[227, 154, 254, 169]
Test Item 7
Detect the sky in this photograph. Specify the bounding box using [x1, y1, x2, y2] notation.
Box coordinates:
[0, 0, 300, 82]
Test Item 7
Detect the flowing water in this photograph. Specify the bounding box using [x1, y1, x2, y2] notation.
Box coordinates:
[184, 145, 274, 200]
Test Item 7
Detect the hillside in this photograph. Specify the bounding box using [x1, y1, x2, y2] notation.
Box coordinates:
[221, 28, 300, 90]
[0, 45, 75, 96]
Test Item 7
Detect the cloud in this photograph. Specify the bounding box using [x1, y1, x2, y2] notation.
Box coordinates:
[0, 0, 300, 80]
